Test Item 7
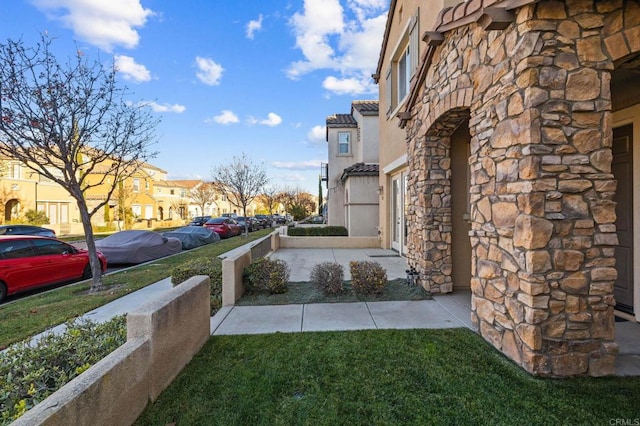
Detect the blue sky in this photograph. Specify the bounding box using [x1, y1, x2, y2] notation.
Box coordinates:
[0, 0, 388, 194]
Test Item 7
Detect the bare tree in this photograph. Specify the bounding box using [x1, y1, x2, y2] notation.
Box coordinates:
[211, 153, 268, 235]
[0, 34, 158, 292]
[258, 185, 280, 216]
[191, 181, 217, 216]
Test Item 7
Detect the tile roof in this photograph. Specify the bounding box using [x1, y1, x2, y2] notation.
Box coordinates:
[341, 162, 379, 181]
[326, 113, 357, 127]
[352, 100, 379, 116]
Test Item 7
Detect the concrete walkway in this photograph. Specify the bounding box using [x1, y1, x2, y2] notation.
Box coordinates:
[211, 292, 473, 335]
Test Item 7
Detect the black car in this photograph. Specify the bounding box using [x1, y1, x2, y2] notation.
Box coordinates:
[254, 214, 272, 228]
[272, 214, 287, 225]
[236, 217, 259, 232]
[0, 225, 56, 238]
[188, 216, 211, 226]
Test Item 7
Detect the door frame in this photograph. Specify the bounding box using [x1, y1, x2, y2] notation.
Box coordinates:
[613, 105, 640, 321]
[390, 171, 408, 255]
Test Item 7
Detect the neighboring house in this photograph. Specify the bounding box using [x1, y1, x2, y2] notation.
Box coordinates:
[153, 180, 190, 221]
[84, 161, 158, 228]
[325, 100, 380, 236]
[0, 157, 82, 235]
[377, 0, 640, 377]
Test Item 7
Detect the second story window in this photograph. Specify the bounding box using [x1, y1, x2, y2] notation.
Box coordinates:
[133, 178, 140, 192]
[398, 44, 410, 102]
[338, 132, 350, 154]
[145, 181, 150, 190]
[11, 163, 21, 179]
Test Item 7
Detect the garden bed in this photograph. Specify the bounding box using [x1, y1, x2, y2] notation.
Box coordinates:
[236, 278, 431, 306]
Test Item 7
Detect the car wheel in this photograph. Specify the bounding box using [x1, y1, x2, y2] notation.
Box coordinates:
[0, 281, 7, 303]
[82, 264, 92, 279]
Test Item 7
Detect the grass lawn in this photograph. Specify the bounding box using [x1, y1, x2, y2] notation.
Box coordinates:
[0, 229, 273, 348]
[135, 328, 640, 425]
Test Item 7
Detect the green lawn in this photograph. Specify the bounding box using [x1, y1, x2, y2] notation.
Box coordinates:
[135, 329, 640, 425]
[0, 229, 273, 348]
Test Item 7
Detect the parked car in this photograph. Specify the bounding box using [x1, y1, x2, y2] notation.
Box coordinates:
[0, 225, 56, 238]
[0, 235, 107, 302]
[236, 216, 258, 232]
[95, 230, 182, 264]
[204, 217, 242, 239]
[187, 216, 211, 226]
[254, 214, 272, 228]
[273, 214, 286, 225]
[308, 215, 325, 224]
[162, 226, 220, 250]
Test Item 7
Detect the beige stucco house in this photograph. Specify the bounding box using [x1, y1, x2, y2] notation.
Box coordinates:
[377, 0, 640, 377]
[325, 101, 380, 236]
[0, 157, 83, 235]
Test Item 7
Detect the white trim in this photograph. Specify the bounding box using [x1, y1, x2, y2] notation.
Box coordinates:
[383, 154, 408, 174]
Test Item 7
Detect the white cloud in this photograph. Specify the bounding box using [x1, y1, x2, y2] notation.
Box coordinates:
[195, 56, 224, 86]
[307, 125, 326, 144]
[272, 160, 323, 170]
[286, 0, 386, 96]
[322, 75, 373, 95]
[206, 110, 239, 125]
[32, 0, 154, 51]
[260, 112, 282, 127]
[246, 14, 263, 39]
[140, 101, 186, 114]
[114, 55, 151, 83]
[249, 112, 282, 127]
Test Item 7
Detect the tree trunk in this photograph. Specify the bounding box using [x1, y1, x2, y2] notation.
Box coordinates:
[76, 197, 104, 292]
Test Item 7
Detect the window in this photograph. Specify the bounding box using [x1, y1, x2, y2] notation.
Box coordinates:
[385, 9, 419, 117]
[338, 132, 350, 154]
[145, 181, 150, 190]
[32, 239, 70, 256]
[170, 189, 175, 195]
[0, 240, 36, 259]
[133, 179, 140, 192]
[398, 45, 410, 102]
[180, 190, 186, 198]
[11, 163, 21, 179]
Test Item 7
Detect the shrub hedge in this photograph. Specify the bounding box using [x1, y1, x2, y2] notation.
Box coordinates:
[287, 226, 348, 236]
[310, 261, 345, 295]
[243, 257, 290, 294]
[171, 257, 223, 315]
[350, 261, 388, 295]
[0, 316, 126, 424]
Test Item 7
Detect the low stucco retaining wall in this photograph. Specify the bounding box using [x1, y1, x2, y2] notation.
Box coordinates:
[278, 235, 379, 248]
[221, 232, 277, 306]
[14, 275, 210, 426]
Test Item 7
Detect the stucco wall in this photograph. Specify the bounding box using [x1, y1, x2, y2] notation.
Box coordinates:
[14, 276, 211, 425]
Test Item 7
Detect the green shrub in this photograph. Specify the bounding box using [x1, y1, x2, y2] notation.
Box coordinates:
[350, 261, 388, 296]
[171, 258, 223, 314]
[0, 316, 126, 424]
[244, 257, 290, 294]
[287, 226, 348, 236]
[310, 262, 345, 295]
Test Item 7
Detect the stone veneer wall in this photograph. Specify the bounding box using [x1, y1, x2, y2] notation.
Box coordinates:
[405, 0, 640, 376]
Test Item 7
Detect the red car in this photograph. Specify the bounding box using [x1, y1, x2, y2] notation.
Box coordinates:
[0, 235, 107, 302]
[203, 217, 242, 239]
